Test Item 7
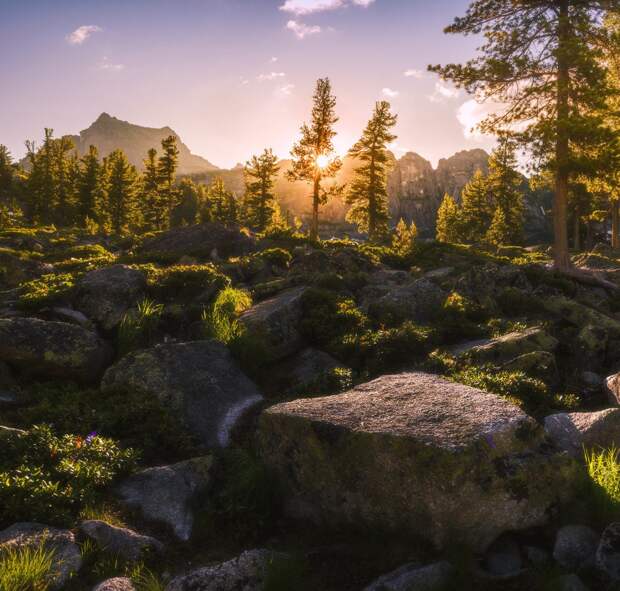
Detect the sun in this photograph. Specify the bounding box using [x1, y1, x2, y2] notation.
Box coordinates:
[316, 154, 330, 169]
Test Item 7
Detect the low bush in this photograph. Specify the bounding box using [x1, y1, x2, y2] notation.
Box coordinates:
[146, 263, 230, 301]
[256, 247, 292, 269]
[18, 273, 77, 309]
[0, 425, 136, 526]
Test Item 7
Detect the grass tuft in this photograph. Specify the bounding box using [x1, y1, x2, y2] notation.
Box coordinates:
[0, 542, 56, 591]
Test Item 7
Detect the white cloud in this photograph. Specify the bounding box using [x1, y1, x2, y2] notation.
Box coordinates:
[279, 0, 374, 14]
[66, 25, 102, 45]
[99, 56, 124, 71]
[279, 84, 296, 96]
[382, 87, 399, 98]
[427, 81, 460, 103]
[257, 71, 286, 81]
[270, 57, 279, 63]
[457, 99, 502, 139]
[286, 20, 321, 39]
[404, 69, 423, 79]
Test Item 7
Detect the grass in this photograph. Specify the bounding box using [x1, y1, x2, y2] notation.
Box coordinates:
[117, 298, 164, 355]
[584, 446, 620, 523]
[0, 542, 56, 591]
[202, 286, 252, 344]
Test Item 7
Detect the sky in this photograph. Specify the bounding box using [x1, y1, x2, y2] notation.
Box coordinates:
[0, 0, 497, 169]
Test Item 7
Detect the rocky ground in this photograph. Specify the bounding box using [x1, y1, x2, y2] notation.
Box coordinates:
[2, 223, 620, 590]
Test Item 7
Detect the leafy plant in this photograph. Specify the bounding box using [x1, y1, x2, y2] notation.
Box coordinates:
[0, 541, 56, 591]
[117, 298, 164, 355]
[202, 287, 252, 344]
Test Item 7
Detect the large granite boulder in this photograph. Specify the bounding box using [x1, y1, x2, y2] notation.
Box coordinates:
[116, 456, 213, 541]
[363, 561, 453, 591]
[259, 372, 577, 550]
[79, 520, 163, 561]
[606, 372, 620, 405]
[92, 578, 136, 591]
[101, 341, 262, 448]
[0, 523, 82, 590]
[239, 287, 306, 361]
[139, 223, 256, 261]
[75, 265, 146, 330]
[553, 525, 598, 571]
[166, 549, 280, 591]
[596, 523, 620, 581]
[0, 317, 112, 382]
[542, 296, 620, 336]
[544, 409, 620, 457]
[454, 327, 558, 364]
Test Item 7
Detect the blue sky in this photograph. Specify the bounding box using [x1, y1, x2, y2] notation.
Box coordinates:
[0, 0, 496, 168]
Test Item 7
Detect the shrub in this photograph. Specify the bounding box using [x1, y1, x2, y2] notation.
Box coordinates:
[436, 292, 488, 343]
[0, 541, 56, 591]
[0, 425, 136, 526]
[147, 264, 230, 301]
[18, 273, 77, 309]
[202, 287, 252, 344]
[256, 248, 292, 269]
[117, 298, 164, 356]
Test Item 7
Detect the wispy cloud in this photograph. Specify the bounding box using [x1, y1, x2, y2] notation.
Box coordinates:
[257, 72, 286, 81]
[66, 25, 102, 45]
[99, 56, 124, 72]
[404, 69, 423, 79]
[270, 57, 279, 63]
[428, 81, 460, 103]
[286, 20, 321, 39]
[279, 0, 374, 15]
[279, 84, 296, 96]
[382, 87, 399, 98]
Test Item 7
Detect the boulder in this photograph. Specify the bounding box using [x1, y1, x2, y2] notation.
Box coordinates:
[92, 578, 137, 591]
[553, 525, 598, 570]
[553, 574, 590, 591]
[363, 561, 453, 591]
[139, 223, 256, 261]
[239, 287, 307, 361]
[165, 549, 280, 591]
[455, 327, 558, 364]
[482, 535, 523, 578]
[544, 409, 620, 457]
[102, 341, 262, 448]
[79, 520, 163, 561]
[0, 317, 112, 382]
[259, 372, 577, 550]
[502, 351, 558, 381]
[75, 265, 147, 330]
[115, 456, 213, 541]
[597, 523, 620, 581]
[0, 523, 82, 590]
[606, 372, 620, 405]
[542, 296, 620, 337]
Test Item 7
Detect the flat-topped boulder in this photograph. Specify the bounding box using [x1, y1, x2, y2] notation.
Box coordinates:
[0, 317, 112, 383]
[102, 340, 262, 448]
[259, 372, 577, 550]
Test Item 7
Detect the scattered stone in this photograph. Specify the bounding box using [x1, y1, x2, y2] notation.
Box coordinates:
[582, 371, 603, 390]
[139, 223, 256, 260]
[259, 372, 577, 550]
[482, 535, 522, 577]
[75, 265, 146, 330]
[0, 523, 82, 590]
[116, 456, 213, 541]
[239, 286, 307, 361]
[456, 327, 558, 364]
[92, 578, 137, 591]
[102, 341, 262, 448]
[165, 548, 280, 591]
[369, 278, 446, 323]
[553, 525, 598, 570]
[596, 522, 620, 581]
[544, 409, 620, 457]
[363, 561, 453, 591]
[0, 317, 112, 383]
[50, 306, 91, 328]
[79, 520, 163, 561]
[606, 372, 620, 405]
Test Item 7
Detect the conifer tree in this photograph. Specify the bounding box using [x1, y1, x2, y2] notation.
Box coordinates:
[205, 178, 238, 225]
[436, 193, 461, 243]
[287, 78, 342, 241]
[486, 206, 511, 246]
[141, 148, 166, 230]
[53, 136, 77, 226]
[76, 145, 102, 225]
[25, 129, 55, 224]
[346, 101, 397, 242]
[105, 149, 139, 235]
[243, 148, 280, 232]
[430, 0, 620, 270]
[157, 135, 180, 227]
[460, 169, 493, 242]
[0, 145, 16, 228]
[392, 218, 417, 257]
[171, 178, 201, 227]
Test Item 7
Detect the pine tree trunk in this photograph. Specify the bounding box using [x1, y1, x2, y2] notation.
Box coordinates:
[612, 199, 620, 250]
[573, 208, 580, 252]
[311, 175, 320, 241]
[554, 0, 572, 270]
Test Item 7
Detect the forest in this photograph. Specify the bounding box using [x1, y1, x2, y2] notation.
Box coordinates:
[1, 2, 620, 591]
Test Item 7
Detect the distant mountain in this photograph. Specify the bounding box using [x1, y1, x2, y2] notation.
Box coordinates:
[68, 113, 219, 175]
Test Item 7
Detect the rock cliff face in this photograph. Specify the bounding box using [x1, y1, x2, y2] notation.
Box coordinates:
[70, 113, 219, 175]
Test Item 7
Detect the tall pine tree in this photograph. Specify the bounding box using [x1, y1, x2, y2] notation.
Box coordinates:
[105, 150, 139, 235]
[346, 101, 397, 242]
[287, 78, 342, 241]
[430, 0, 620, 270]
[157, 135, 180, 228]
[0, 145, 16, 228]
[460, 169, 494, 242]
[76, 145, 102, 226]
[436, 193, 461, 243]
[243, 148, 280, 232]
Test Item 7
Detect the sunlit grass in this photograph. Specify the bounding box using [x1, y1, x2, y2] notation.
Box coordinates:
[202, 287, 252, 344]
[0, 542, 56, 591]
[586, 446, 620, 504]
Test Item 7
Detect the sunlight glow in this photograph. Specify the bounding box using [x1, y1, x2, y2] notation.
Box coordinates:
[316, 154, 330, 168]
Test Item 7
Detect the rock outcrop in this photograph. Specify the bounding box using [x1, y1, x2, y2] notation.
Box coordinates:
[259, 372, 577, 550]
[0, 317, 112, 382]
[116, 456, 213, 541]
[101, 340, 262, 448]
[79, 520, 163, 561]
